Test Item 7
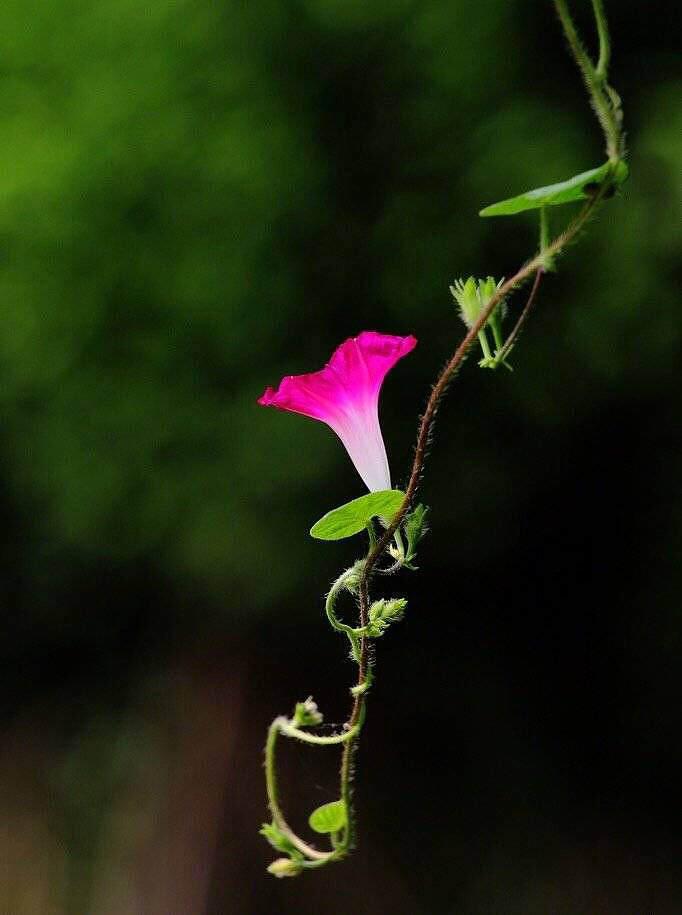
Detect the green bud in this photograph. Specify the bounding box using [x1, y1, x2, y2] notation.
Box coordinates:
[480, 275, 497, 300]
[367, 598, 407, 637]
[450, 277, 480, 328]
[343, 560, 365, 595]
[403, 503, 429, 567]
[267, 857, 303, 878]
[450, 275, 509, 369]
[450, 275, 506, 329]
[292, 696, 323, 727]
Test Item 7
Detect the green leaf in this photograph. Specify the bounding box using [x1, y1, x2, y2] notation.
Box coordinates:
[310, 489, 405, 541]
[308, 800, 347, 834]
[479, 160, 629, 217]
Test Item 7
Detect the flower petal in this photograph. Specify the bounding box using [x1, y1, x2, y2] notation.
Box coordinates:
[258, 332, 417, 491]
[328, 332, 417, 402]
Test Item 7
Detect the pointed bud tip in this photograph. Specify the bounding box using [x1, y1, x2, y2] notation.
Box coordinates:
[267, 858, 303, 878]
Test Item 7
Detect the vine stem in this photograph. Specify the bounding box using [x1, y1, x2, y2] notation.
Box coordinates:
[265, 718, 334, 863]
[264, 0, 625, 876]
[496, 268, 544, 364]
[325, 569, 361, 661]
[265, 174, 618, 870]
[591, 0, 611, 77]
[553, 0, 621, 160]
[353, 175, 619, 713]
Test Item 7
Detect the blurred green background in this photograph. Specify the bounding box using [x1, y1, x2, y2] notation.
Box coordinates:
[0, 0, 680, 912]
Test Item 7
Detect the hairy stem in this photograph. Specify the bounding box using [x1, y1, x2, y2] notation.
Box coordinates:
[280, 719, 360, 746]
[335, 180, 619, 867]
[553, 0, 622, 160]
[357, 177, 617, 656]
[265, 718, 333, 862]
[264, 2, 625, 872]
[266, 173, 618, 872]
[497, 268, 544, 364]
[325, 569, 362, 661]
[591, 0, 611, 77]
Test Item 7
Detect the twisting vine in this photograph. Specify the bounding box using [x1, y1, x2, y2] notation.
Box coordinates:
[259, 0, 627, 877]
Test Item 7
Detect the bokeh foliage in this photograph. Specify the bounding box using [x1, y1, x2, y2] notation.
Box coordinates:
[0, 1, 680, 912]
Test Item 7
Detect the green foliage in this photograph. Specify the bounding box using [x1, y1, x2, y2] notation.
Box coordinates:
[479, 160, 629, 216]
[308, 800, 347, 834]
[310, 490, 405, 540]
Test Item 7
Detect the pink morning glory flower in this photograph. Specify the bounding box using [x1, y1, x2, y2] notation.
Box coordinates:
[258, 331, 417, 492]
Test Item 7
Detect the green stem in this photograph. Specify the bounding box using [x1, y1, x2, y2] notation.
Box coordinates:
[490, 313, 504, 353]
[553, 0, 596, 83]
[540, 207, 554, 272]
[265, 718, 333, 863]
[478, 328, 493, 361]
[336, 694, 366, 855]
[591, 0, 611, 77]
[553, 0, 622, 160]
[280, 719, 360, 746]
[325, 570, 361, 661]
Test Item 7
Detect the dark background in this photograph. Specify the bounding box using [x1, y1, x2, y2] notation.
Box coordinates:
[0, 0, 680, 912]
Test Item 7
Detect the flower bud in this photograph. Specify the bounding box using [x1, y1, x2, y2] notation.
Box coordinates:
[293, 696, 323, 727]
[450, 276, 506, 329]
[267, 857, 303, 878]
[367, 598, 407, 637]
[450, 277, 480, 328]
[342, 560, 365, 595]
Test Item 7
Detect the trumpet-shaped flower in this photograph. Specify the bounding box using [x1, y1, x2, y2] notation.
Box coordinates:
[258, 331, 417, 492]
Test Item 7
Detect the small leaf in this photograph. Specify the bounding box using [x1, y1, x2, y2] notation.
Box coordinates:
[308, 800, 347, 834]
[260, 823, 302, 859]
[479, 160, 629, 217]
[310, 489, 405, 541]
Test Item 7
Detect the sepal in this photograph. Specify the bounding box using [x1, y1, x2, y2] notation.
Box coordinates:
[403, 503, 429, 567]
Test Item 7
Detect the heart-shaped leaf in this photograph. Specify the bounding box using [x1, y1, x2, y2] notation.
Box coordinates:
[308, 800, 347, 834]
[479, 160, 628, 217]
[310, 489, 405, 541]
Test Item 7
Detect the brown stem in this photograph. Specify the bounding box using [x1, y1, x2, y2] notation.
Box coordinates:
[352, 186, 609, 707]
[497, 268, 544, 363]
[339, 178, 614, 861]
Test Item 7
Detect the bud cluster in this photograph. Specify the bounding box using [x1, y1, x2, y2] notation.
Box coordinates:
[450, 276, 511, 370]
[367, 598, 408, 638]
